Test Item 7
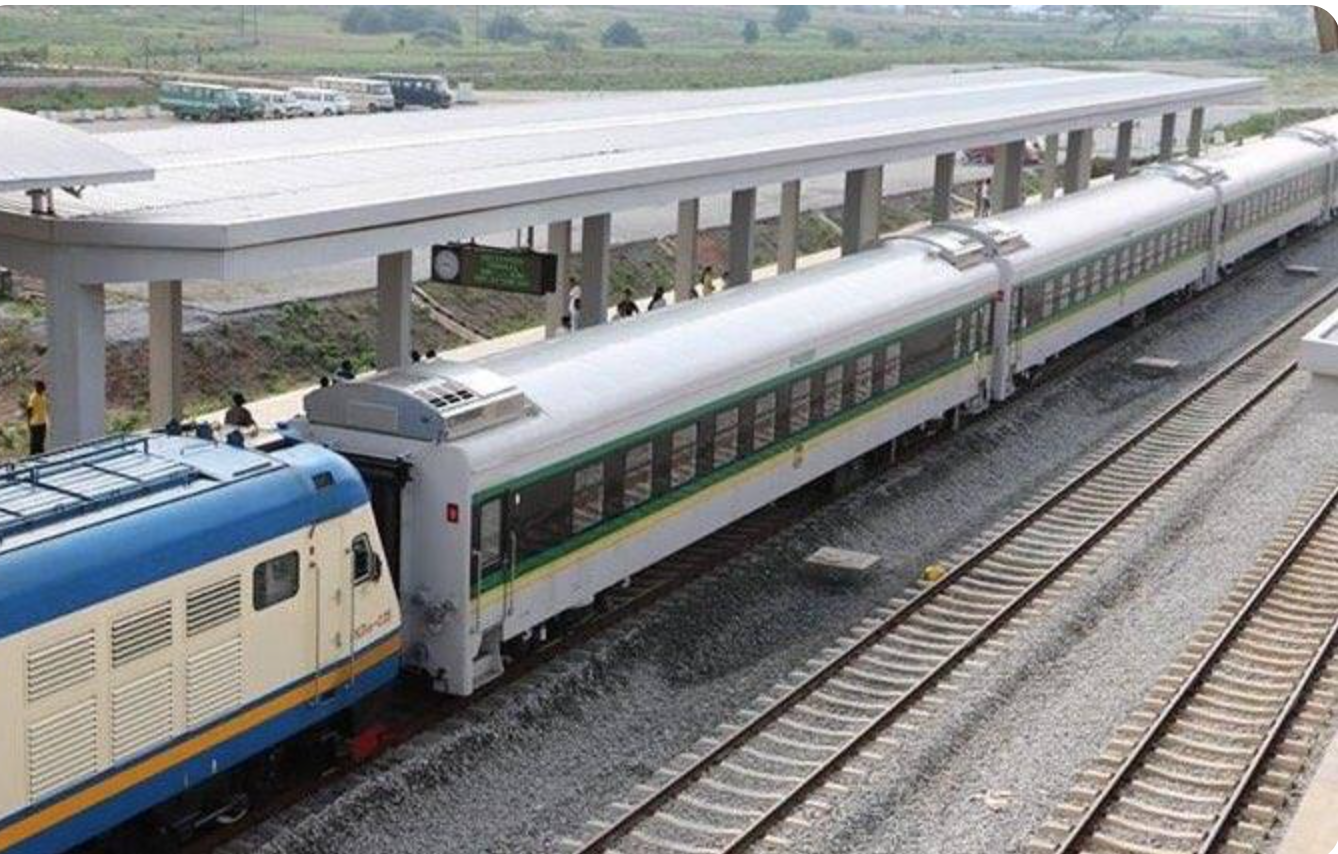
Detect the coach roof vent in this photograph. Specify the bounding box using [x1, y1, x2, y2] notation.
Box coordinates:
[904, 221, 1029, 270]
[304, 361, 532, 443]
[0, 108, 154, 215]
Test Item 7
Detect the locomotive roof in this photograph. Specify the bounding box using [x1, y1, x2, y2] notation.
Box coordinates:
[0, 435, 366, 638]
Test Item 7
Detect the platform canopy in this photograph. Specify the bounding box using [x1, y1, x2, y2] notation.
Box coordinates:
[0, 67, 1261, 284]
[0, 107, 153, 193]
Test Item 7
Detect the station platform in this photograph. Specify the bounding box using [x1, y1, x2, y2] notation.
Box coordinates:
[1301, 305, 1338, 413]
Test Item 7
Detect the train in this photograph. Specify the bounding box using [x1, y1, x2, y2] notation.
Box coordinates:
[4, 113, 1338, 854]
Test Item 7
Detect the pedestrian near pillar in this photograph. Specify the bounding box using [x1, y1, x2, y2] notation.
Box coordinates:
[25, 380, 48, 456]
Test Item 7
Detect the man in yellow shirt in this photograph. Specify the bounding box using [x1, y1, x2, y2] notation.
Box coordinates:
[25, 380, 47, 456]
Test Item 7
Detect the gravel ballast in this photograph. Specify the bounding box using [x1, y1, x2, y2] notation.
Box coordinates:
[251, 226, 1338, 854]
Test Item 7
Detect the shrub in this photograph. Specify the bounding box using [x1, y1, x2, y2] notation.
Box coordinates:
[485, 12, 533, 44]
[601, 19, 646, 49]
[774, 5, 810, 36]
[828, 25, 859, 49]
[742, 20, 760, 44]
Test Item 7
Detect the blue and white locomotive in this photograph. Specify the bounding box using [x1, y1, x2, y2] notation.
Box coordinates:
[0, 436, 400, 854]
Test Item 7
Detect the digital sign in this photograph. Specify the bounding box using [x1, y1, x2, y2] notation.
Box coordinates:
[431, 243, 557, 295]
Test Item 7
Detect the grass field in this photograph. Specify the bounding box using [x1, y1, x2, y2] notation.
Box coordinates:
[0, 5, 1328, 96]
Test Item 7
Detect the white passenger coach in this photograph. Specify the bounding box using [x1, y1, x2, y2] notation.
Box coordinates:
[296, 114, 1338, 696]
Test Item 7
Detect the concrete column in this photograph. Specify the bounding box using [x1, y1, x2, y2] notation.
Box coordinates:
[777, 180, 801, 274]
[148, 279, 183, 428]
[1114, 120, 1135, 180]
[375, 250, 413, 369]
[1063, 128, 1094, 195]
[991, 141, 1025, 212]
[727, 188, 756, 287]
[579, 213, 611, 327]
[841, 167, 881, 255]
[544, 220, 571, 337]
[1040, 134, 1060, 200]
[1187, 106, 1205, 158]
[673, 199, 699, 301]
[1159, 112, 1177, 162]
[46, 279, 106, 447]
[932, 153, 956, 223]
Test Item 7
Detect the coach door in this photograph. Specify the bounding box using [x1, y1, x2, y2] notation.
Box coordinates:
[312, 522, 355, 696]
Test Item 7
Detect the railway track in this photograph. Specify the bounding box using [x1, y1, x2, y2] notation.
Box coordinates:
[1028, 472, 1338, 854]
[565, 281, 1338, 854]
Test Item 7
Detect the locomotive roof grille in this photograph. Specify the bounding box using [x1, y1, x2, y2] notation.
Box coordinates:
[906, 221, 1029, 270]
[0, 435, 201, 544]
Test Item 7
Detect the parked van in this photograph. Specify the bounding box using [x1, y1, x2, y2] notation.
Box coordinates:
[159, 81, 260, 122]
[239, 87, 300, 119]
[312, 76, 396, 113]
[372, 73, 453, 109]
[289, 87, 352, 117]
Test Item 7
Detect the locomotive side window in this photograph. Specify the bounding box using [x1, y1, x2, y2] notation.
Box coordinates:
[572, 462, 604, 533]
[352, 534, 379, 585]
[713, 408, 739, 469]
[753, 392, 777, 450]
[624, 442, 654, 508]
[253, 552, 300, 611]
[477, 498, 503, 571]
[670, 425, 698, 488]
[882, 342, 902, 390]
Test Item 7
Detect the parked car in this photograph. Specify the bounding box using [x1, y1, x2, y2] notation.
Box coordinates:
[158, 81, 261, 122]
[312, 76, 396, 113]
[289, 86, 352, 117]
[238, 87, 301, 119]
[372, 72, 453, 109]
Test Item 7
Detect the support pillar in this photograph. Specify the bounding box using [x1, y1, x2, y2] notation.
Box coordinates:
[1063, 128, 1094, 195]
[376, 250, 413, 369]
[1187, 106, 1205, 158]
[579, 213, 611, 327]
[674, 199, 699, 301]
[1159, 112, 1177, 162]
[841, 167, 881, 255]
[1114, 120, 1135, 180]
[1040, 134, 1060, 200]
[777, 180, 801, 274]
[46, 279, 106, 447]
[148, 279, 182, 428]
[991, 141, 1025, 212]
[932, 153, 956, 223]
[544, 221, 571, 337]
[727, 188, 756, 287]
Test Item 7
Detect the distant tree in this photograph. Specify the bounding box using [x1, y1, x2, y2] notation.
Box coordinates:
[1092, 5, 1160, 48]
[341, 6, 459, 36]
[828, 25, 859, 48]
[601, 19, 646, 49]
[341, 6, 390, 35]
[485, 12, 532, 44]
[773, 5, 811, 36]
[544, 31, 580, 53]
[742, 19, 761, 44]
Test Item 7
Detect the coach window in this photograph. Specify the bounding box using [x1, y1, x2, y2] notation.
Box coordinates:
[572, 462, 604, 533]
[823, 365, 844, 419]
[713, 408, 739, 469]
[854, 354, 874, 404]
[670, 425, 698, 488]
[882, 342, 902, 391]
[624, 443, 654, 509]
[753, 392, 777, 450]
[253, 552, 300, 611]
[789, 378, 811, 435]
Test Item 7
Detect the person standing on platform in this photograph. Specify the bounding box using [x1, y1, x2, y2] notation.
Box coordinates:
[24, 380, 47, 456]
[616, 288, 641, 320]
[698, 265, 716, 296]
[647, 286, 667, 311]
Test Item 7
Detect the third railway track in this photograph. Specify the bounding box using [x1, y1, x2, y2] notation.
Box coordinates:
[566, 280, 1338, 854]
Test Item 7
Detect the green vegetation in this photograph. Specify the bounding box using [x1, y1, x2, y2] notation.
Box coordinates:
[601, 20, 645, 50]
[0, 6, 1326, 94]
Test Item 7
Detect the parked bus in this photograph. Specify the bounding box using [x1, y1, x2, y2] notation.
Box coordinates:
[158, 81, 261, 122]
[312, 76, 395, 113]
[372, 72, 453, 109]
[239, 87, 300, 119]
